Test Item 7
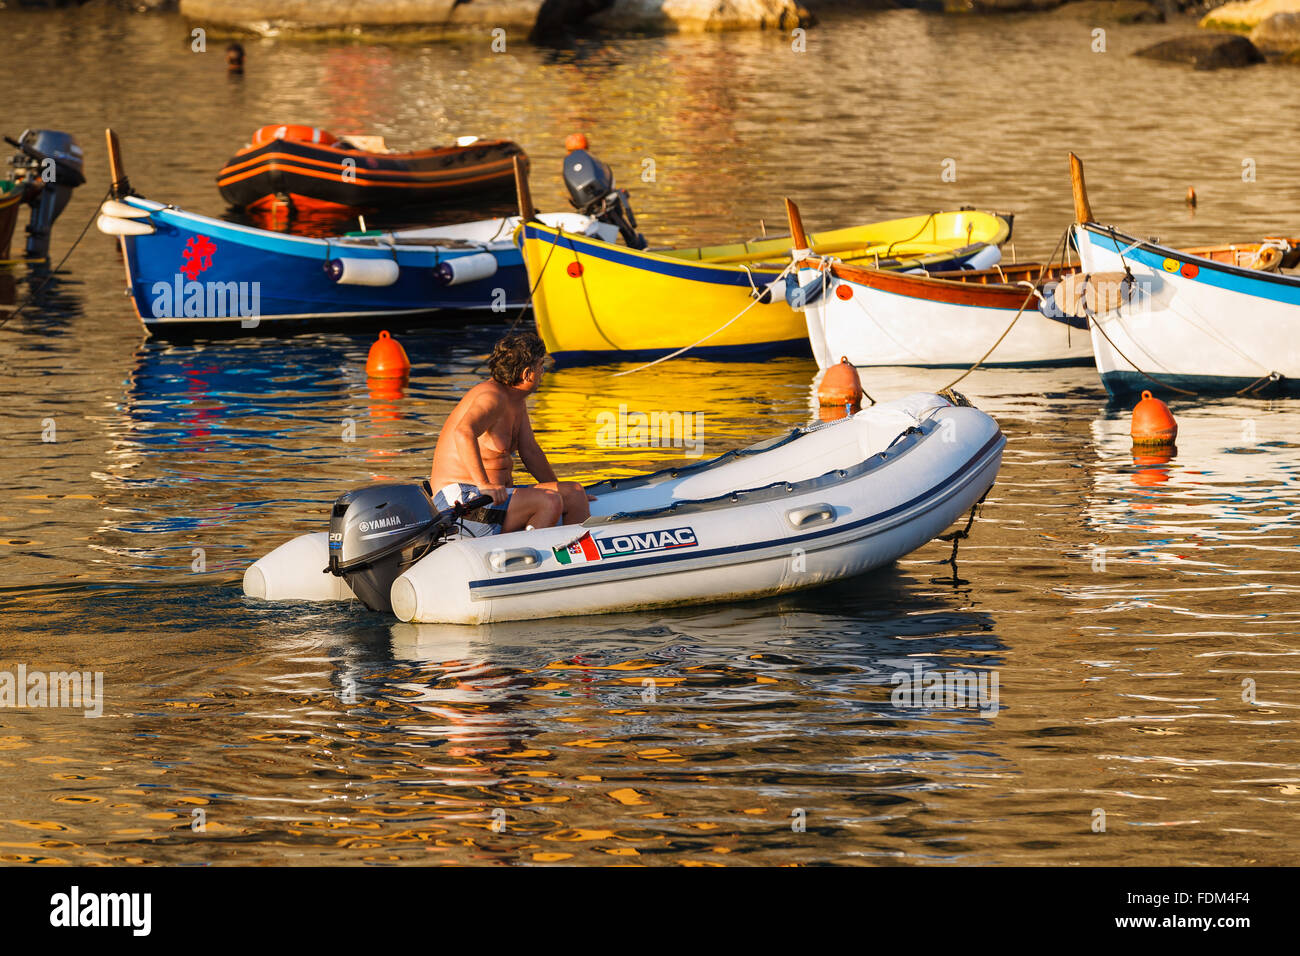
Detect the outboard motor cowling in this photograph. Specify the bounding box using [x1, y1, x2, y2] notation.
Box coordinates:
[562, 148, 646, 250]
[327, 482, 444, 613]
[6, 129, 84, 260]
[326, 481, 492, 613]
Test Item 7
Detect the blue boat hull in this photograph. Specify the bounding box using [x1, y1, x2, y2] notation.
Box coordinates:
[110, 197, 529, 337]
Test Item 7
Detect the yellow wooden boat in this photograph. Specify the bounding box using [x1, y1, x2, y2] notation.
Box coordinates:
[519, 209, 1012, 366]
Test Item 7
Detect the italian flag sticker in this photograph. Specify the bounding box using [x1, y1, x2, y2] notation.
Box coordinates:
[554, 531, 602, 565]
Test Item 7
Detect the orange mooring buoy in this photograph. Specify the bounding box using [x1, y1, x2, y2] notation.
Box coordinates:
[1131, 389, 1177, 445]
[818, 356, 863, 409]
[365, 330, 411, 379]
[565, 132, 589, 153]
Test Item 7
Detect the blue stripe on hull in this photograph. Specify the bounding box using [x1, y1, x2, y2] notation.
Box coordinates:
[550, 337, 812, 369]
[1082, 224, 1300, 307]
[1101, 370, 1297, 401]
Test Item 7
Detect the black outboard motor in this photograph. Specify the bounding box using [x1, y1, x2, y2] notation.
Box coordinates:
[326, 481, 489, 613]
[562, 148, 646, 250]
[6, 129, 85, 260]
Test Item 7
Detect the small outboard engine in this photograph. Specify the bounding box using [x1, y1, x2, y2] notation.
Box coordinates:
[6, 129, 85, 260]
[562, 148, 646, 250]
[326, 481, 488, 613]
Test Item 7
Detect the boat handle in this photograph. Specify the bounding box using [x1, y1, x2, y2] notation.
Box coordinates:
[786, 503, 835, 529]
[489, 548, 540, 572]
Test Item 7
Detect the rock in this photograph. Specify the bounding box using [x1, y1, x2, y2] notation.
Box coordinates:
[534, 0, 616, 38]
[1249, 9, 1300, 51]
[1052, 0, 1165, 21]
[587, 0, 812, 31]
[179, 0, 547, 38]
[1201, 0, 1300, 31]
[950, 0, 1068, 12]
[179, 0, 808, 38]
[112, 0, 180, 10]
[1136, 31, 1265, 66]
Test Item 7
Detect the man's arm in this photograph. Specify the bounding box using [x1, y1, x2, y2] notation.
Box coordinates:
[518, 411, 558, 484]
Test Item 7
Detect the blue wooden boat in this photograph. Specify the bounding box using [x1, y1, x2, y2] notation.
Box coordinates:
[96, 129, 615, 337]
[98, 194, 614, 337]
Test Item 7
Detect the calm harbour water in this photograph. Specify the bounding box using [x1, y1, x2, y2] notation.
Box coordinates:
[0, 5, 1297, 865]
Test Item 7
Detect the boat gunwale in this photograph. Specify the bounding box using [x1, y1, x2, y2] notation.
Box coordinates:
[1078, 221, 1300, 291]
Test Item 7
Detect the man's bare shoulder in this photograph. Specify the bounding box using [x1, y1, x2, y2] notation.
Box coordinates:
[458, 380, 512, 410]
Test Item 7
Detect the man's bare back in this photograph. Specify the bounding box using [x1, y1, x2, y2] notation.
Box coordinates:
[430, 380, 525, 490]
[429, 332, 592, 534]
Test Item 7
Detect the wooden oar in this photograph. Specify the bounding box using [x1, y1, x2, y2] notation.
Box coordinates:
[1069, 152, 1094, 224]
[513, 154, 536, 223]
[105, 128, 130, 198]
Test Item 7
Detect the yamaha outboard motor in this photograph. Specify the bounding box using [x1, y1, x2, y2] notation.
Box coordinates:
[6, 129, 85, 260]
[326, 481, 489, 613]
[563, 148, 646, 250]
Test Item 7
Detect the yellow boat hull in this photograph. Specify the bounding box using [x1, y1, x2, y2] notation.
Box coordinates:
[520, 210, 1010, 366]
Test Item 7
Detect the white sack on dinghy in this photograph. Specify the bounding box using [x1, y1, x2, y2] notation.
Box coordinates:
[244, 392, 1005, 624]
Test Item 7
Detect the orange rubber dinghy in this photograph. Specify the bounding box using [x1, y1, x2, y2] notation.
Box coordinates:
[217, 125, 526, 215]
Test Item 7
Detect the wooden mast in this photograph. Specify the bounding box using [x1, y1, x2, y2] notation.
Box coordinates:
[784, 197, 809, 250]
[513, 154, 535, 223]
[1069, 152, 1094, 224]
[105, 128, 129, 198]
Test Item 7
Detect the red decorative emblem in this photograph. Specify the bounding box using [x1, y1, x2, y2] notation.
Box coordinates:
[181, 235, 217, 281]
[1180, 263, 1199, 279]
[835, 284, 853, 300]
[567, 262, 584, 278]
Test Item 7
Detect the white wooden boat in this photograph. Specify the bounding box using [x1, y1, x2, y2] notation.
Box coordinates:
[783, 195, 1088, 369]
[1069, 153, 1300, 399]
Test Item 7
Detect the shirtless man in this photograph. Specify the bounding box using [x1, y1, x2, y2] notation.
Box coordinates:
[429, 331, 592, 536]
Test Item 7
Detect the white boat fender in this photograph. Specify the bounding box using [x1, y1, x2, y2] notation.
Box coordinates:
[751, 277, 787, 304]
[96, 214, 154, 236]
[964, 243, 1002, 271]
[101, 199, 151, 219]
[433, 251, 498, 287]
[325, 256, 400, 287]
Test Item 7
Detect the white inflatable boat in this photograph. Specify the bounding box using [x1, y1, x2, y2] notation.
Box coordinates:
[244, 392, 1005, 624]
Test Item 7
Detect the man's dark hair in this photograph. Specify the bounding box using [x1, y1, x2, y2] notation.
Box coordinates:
[488, 331, 548, 386]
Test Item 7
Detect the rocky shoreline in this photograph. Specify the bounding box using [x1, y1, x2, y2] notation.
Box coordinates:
[83, 0, 1300, 63]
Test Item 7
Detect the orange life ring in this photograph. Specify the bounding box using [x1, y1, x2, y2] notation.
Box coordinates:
[251, 125, 337, 148]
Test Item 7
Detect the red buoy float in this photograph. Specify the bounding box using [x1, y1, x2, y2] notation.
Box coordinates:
[1130, 389, 1177, 445]
[818, 356, 863, 409]
[365, 330, 411, 379]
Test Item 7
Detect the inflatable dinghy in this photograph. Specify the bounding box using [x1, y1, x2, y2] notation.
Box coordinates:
[244, 393, 1004, 624]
